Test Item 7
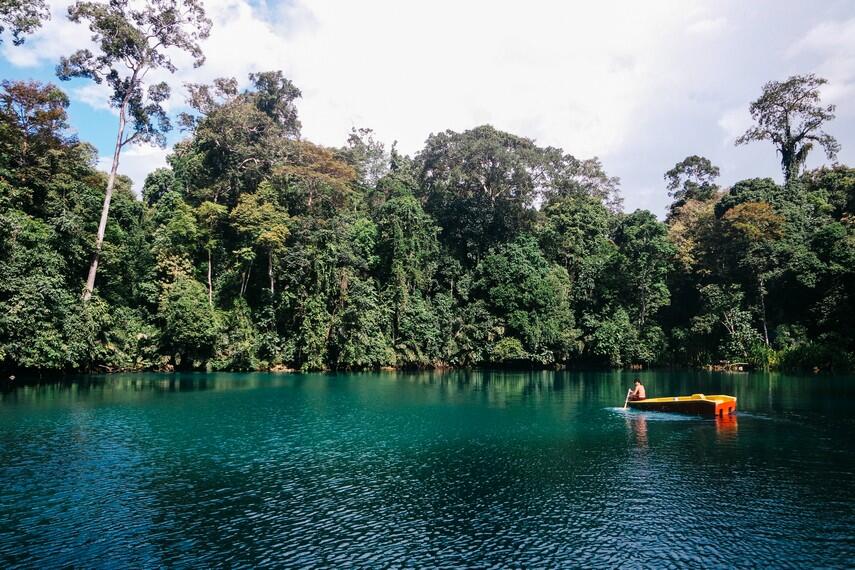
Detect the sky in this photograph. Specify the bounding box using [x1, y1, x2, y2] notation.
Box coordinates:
[1, 0, 854, 216]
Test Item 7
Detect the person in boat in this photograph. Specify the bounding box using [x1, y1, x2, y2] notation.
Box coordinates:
[627, 378, 646, 401]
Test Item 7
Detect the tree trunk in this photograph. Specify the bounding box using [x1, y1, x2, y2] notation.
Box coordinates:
[268, 251, 274, 295]
[781, 118, 794, 184]
[782, 150, 797, 184]
[639, 291, 648, 326]
[207, 249, 213, 307]
[240, 259, 253, 297]
[83, 107, 127, 301]
[759, 278, 770, 347]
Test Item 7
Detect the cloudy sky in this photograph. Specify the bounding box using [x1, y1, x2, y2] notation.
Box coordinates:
[2, 0, 854, 216]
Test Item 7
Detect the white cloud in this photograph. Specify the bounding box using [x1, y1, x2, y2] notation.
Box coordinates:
[789, 18, 855, 114]
[285, 0, 703, 157]
[73, 83, 116, 114]
[790, 17, 855, 55]
[7, 0, 709, 159]
[1, 0, 94, 66]
[687, 16, 727, 35]
[98, 144, 170, 196]
[4, 0, 855, 215]
[717, 107, 752, 146]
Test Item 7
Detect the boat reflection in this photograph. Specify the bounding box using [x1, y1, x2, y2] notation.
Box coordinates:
[715, 413, 738, 441]
[625, 413, 648, 448]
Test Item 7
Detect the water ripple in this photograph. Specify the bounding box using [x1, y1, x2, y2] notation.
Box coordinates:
[0, 372, 854, 568]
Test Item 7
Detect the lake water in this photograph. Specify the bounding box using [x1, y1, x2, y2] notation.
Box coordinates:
[1, 370, 853, 568]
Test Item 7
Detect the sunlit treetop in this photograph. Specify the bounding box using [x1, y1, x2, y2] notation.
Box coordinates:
[736, 74, 840, 183]
[56, 0, 212, 148]
[0, 0, 50, 45]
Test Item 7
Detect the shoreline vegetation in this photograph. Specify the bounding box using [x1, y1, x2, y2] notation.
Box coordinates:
[0, 2, 853, 376]
[1, 365, 846, 390]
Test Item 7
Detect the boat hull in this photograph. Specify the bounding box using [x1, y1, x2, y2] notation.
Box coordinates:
[627, 394, 736, 417]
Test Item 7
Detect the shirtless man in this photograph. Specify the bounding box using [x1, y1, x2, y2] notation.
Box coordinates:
[627, 378, 646, 401]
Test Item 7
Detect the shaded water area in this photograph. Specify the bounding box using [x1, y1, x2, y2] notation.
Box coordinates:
[1, 370, 854, 568]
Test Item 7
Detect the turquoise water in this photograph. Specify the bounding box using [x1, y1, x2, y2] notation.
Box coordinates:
[1, 370, 853, 568]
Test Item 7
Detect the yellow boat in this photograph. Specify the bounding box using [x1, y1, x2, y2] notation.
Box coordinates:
[627, 394, 736, 417]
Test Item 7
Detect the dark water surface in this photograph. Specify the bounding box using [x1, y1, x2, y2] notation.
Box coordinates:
[1, 370, 854, 568]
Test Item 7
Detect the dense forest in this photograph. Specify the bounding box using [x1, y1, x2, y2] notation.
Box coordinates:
[0, 1, 853, 373]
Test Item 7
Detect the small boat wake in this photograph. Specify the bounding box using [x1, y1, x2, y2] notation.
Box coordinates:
[605, 407, 715, 422]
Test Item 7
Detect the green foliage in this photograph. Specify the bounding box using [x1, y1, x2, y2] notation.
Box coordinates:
[416, 125, 618, 264]
[148, 190, 201, 297]
[778, 342, 854, 373]
[538, 194, 614, 305]
[715, 178, 779, 218]
[100, 307, 161, 371]
[1, 75, 852, 374]
[375, 189, 439, 291]
[0, 210, 79, 369]
[660, 155, 855, 370]
[176, 72, 309, 209]
[586, 309, 639, 367]
[691, 284, 762, 360]
[608, 210, 674, 326]
[799, 165, 855, 219]
[58, 0, 212, 300]
[490, 337, 527, 363]
[159, 277, 219, 367]
[441, 298, 498, 367]
[143, 167, 180, 206]
[393, 292, 441, 367]
[416, 126, 540, 262]
[331, 277, 393, 369]
[374, 186, 442, 366]
[475, 235, 579, 364]
[297, 293, 331, 372]
[212, 299, 258, 371]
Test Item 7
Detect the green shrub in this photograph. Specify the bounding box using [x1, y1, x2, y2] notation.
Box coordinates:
[159, 277, 219, 368]
[212, 299, 258, 371]
[778, 342, 854, 372]
[490, 337, 527, 363]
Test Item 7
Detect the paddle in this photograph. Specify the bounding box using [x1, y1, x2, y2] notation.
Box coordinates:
[623, 388, 631, 409]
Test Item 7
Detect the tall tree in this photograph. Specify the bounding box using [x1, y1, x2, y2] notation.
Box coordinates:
[274, 140, 356, 216]
[474, 235, 578, 364]
[543, 151, 623, 212]
[612, 211, 674, 327]
[736, 74, 840, 184]
[196, 200, 227, 306]
[538, 193, 614, 307]
[57, 0, 211, 301]
[721, 201, 785, 346]
[416, 125, 545, 263]
[230, 182, 290, 296]
[0, 81, 73, 200]
[664, 155, 719, 218]
[0, 0, 49, 45]
[177, 72, 302, 208]
[340, 127, 389, 189]
[374, 181, 440, 364]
